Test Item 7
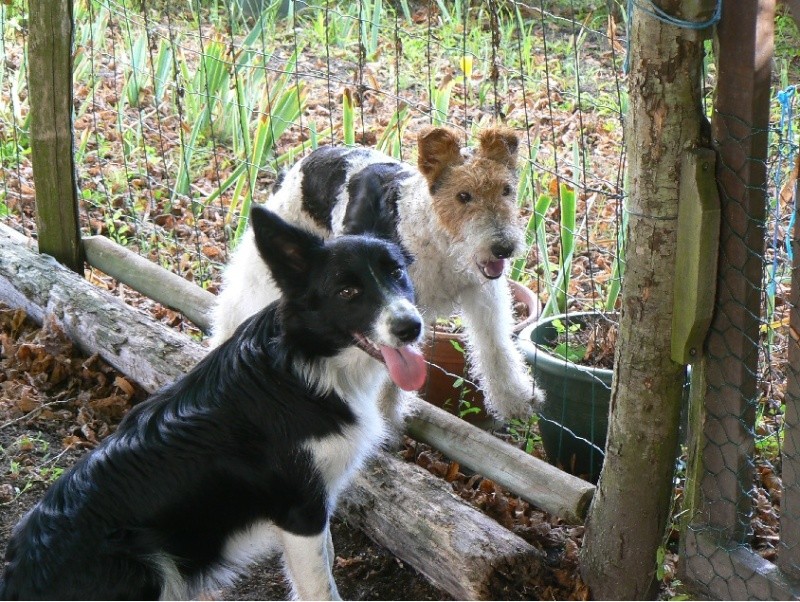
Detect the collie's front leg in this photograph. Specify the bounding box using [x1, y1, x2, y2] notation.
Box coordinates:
[460, 280, 544, 422]
[280, 526, 341, 601]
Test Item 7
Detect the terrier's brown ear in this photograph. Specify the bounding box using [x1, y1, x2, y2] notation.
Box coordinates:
[477, 127, 519, 169]
[417, 127, 464, 186]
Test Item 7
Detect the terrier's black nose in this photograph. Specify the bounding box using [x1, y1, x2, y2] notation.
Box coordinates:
[491, 241, 515, 259]
[391, 315, 422, 344]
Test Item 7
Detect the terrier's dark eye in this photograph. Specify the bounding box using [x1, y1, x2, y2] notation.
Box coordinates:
[458, 191, 472, 203]
[338, 287, 361, 300]
[502, 184, 513, 196]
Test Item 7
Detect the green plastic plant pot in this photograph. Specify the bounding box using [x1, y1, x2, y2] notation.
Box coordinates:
[518, 311, 616, 483]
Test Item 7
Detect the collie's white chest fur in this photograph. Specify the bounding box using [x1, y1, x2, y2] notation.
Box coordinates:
[297, 348, 388, 502]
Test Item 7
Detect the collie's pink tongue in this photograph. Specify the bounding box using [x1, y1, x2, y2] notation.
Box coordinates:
[482, 258, 506, 279]
[379, 345, 427, 391]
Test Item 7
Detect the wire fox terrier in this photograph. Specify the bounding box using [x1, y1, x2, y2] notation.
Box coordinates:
[211, 126, 543, 423]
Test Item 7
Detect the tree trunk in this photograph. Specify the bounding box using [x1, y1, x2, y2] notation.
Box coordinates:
[579, 2, 708, 598]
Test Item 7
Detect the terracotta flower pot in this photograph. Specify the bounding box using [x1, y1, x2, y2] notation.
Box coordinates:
[419, 280, 542, 429]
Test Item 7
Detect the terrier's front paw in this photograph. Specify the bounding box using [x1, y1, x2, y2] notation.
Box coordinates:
[532, 384, 546, 409]
[487, 379, 545, 423]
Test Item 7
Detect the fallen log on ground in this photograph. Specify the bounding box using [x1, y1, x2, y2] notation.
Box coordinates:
[405, 398, 594, 523]
[0, 228, 201, 393]
[80, 232, 595, 522]
[343, 453, 542, 600]
[0, 224, 545, 599]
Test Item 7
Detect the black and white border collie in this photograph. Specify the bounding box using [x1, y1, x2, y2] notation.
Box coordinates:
[0, 207, 426, 601]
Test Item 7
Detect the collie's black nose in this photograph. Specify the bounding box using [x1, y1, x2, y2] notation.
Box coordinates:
[391, 315, 422, 344]
[491, 241, 515, 259]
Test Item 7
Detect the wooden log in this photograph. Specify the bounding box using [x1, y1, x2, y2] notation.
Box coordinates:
[83, 232, 595, 523]
[343, 452, 544, 600]
[83, 236, 215, 333]
[406, 398, 594, 523]
[0, 223, 544, 600]
[0, 226, 203, 393]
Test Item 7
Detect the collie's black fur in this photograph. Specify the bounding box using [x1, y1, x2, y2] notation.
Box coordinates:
[0, 206, 425, 601]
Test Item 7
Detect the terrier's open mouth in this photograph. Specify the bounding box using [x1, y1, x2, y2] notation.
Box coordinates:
[353, 333, 427, 392]
[477, 258, 507, 279]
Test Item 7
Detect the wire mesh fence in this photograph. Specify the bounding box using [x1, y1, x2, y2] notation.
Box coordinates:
[1, 0, 629, 476]
[0, 0, 798, 597]
[1, 0, 628, 314]
[679, 7, 799, 594]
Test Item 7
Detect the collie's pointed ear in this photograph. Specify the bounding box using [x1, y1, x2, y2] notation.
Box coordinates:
[250, 205, 323, 295]
[477, 127, 519, 169]
[417, 127, 464, 187]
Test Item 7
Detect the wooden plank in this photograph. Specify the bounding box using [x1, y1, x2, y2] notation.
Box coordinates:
[686, 0, 775, 540]
[28, 0, 82, 273]
[781, 152, 800, 578]
[680, 1, 779, 595]
[671, 148, 721, 364]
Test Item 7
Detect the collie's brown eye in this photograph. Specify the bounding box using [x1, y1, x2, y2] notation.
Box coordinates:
[502, 184, 512, 196]
[338, 287, 361, 300]
[458, 191, 472, 203]
[391, 268, 404, 280]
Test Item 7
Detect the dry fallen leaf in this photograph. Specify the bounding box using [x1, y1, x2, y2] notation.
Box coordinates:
[113, 375, 136, 398]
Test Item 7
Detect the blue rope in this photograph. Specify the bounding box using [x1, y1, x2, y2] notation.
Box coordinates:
[629, 0, 722, 30]
[766, 86, 796, 310]
[778, 86, 797, 260]
[624, 0, 723, 72]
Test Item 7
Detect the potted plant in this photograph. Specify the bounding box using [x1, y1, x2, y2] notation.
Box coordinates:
[420, 280, 541, 429]
[518, 311, 618, 483]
